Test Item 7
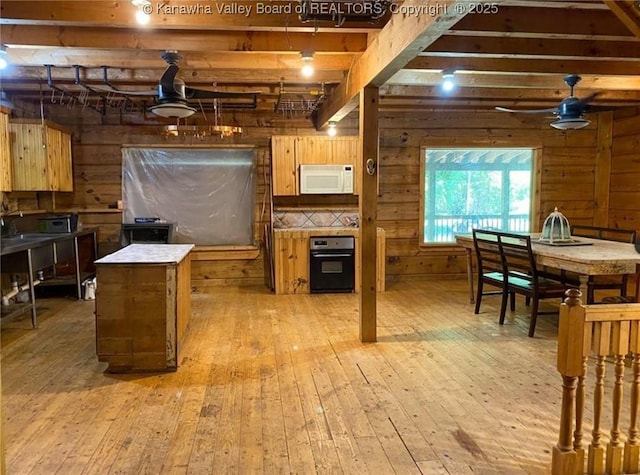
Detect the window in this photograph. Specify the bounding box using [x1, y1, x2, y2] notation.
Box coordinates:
[420, 148, 534, 244]
[122, 147, 256, 245]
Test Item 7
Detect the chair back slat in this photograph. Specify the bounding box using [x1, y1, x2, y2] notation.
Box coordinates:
[472, 229, 502, 274]
[497, 232, 536, 279]
[571, 225, 637, 244]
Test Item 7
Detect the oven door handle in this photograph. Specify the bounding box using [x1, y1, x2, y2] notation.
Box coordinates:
[311, 253, 353, 258]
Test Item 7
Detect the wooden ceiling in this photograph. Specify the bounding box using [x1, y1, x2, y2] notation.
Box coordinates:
[1, 0, 640, 129]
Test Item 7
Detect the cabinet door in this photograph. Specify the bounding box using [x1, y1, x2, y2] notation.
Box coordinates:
[295, 136, 332, 165]
[331, 136, 359, 194]
[271, 136, 297, 196]
[10, 123, 48, 191]
[273, 234, 309, 294]
[46, 127, 73, 191]
[0, 109, 11, 191]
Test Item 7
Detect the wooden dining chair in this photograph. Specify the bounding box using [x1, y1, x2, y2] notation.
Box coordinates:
[570, 225, 637, 303]
[498, 232, 575, 337]
[602, 263, 640, 304]
[472, 229, 513, 319]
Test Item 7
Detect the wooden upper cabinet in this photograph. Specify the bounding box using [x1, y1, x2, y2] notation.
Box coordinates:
[0, 107, 11, 191]
[271, 135, 297, 196]
[295, 136, 332, 165]
[331, 136, 360, 194]
[9, 120, 73, 192]
[271, 135, 359, 196]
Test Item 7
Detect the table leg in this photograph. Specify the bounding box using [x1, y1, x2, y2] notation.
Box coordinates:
[26, 249, 37, 328]
[465, 248, 475, 304]
[579, 275, 589, 304]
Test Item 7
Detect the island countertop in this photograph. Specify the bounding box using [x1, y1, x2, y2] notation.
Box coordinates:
[95, 243, 194, 265]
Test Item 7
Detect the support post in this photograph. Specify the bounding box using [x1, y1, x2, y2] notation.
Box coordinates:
[552, 289, 587, 474]
[358, 85, 379, 343]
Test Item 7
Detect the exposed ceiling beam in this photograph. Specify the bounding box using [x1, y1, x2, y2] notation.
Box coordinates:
[406, 56, 640, 76]
[499, 0, 609, 9]
[4, 48, 357, 71]
[387, 71, 640, 90]
[379, 86, 640, 104]
[0, 0, 382, 32]
[0, 25, 369, 53]
[603, 0, 640, 38]
[313, 0, 475, 128]
[4, 66, 346, 86]
[427, 36, 640, 60]
[450, 6, 633, 39]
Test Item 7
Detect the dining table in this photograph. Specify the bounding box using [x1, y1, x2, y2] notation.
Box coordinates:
[455, 233, 640, 304]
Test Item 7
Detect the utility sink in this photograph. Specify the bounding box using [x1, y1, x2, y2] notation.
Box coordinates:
[2, 234, 56, 245]
[1, 233, 58, 255]
[1, 233, 58, 272]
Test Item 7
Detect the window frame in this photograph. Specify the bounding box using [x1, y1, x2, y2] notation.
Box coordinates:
[418, 146, 542, 247]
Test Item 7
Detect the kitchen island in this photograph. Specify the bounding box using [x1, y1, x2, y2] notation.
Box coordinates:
[94, 244, 194, 373]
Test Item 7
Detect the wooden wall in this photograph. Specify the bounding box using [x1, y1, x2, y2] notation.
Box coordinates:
[342, 109, 604, 284]
[610, 108, 640, 231]
[7, 103, 634, 288]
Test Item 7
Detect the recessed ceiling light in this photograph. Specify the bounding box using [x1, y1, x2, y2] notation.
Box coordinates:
[132, 0, 152, 25]
[441, 70, 456, 93]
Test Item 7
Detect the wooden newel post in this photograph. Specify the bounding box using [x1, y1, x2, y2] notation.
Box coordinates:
[553, 289, 586, 475]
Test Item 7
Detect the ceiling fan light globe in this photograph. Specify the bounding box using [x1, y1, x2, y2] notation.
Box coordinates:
[550, 117, 590, 130]
[149, 102, 196, 118]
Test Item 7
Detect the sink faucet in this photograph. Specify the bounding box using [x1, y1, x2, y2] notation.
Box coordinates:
[0, 209, 24, 234]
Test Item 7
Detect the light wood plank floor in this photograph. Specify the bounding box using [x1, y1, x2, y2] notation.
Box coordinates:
[2, 279, 567, 474]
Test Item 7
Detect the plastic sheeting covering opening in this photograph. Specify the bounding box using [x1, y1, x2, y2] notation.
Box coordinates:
[122, 147, 256, 245]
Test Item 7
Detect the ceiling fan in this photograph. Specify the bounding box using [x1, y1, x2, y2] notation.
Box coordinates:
[95, 51, 259, 119]
[495, 75, 611, 130]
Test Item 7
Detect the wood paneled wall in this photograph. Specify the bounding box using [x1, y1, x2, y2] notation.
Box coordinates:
[349, 110, 603, 284]
[610, 108, 640, 231]
[7, 104, 630, 288]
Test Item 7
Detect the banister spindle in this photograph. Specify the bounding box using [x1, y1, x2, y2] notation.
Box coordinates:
[607, 320, 630, 474]
[574, 358, 587, 474]
[624, 352, 640, 472]
[588, 354, 606, 474]
[624, 320, 640, 472]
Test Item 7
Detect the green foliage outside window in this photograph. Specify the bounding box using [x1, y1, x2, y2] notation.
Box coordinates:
[423, 149, 533, 243]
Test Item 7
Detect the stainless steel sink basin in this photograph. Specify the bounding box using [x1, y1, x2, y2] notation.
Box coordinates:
[2, 234, 55, 245]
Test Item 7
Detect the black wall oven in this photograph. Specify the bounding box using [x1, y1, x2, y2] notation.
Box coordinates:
[309, 236, 355, 293]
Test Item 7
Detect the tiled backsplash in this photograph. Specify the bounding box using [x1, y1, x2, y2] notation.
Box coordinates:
[273, 210, 359, 228]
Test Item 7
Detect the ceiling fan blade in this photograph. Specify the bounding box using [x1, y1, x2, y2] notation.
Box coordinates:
[184, 87, 261, 100]
[495, 106, 560, 114]
[159, 64, 180, 95]
[583, 104, 621, 113]
[92, 84, 158, 96]
[577, 91, 600, 104]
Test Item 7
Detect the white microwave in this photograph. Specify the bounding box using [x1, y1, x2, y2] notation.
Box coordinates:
[299, 164, 354, 194]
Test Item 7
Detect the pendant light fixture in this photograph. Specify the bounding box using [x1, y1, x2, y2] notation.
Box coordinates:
[300, 51, 315, 78]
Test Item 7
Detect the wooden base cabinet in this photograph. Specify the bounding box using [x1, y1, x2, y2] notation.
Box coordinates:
[95, 244, 193, 373]
[273, 228, 385, 294]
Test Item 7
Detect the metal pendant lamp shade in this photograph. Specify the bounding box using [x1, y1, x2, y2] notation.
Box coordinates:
[540, 207, 572, 243]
